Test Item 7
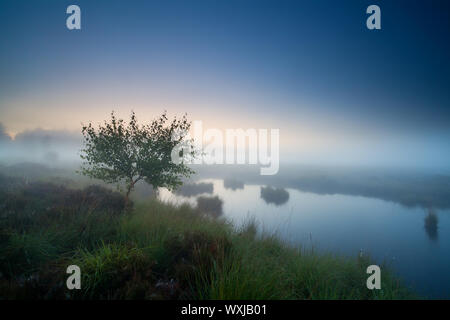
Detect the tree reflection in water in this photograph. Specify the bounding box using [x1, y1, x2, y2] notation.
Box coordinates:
[424, 209, 438, 241]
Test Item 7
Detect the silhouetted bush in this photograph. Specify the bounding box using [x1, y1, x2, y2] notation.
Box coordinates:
[260, 186, 289, 206]
[67, 185, 128, 214]
[0, 259, 68, 299]
[163, 231, 232, 296]
[196, 196, 223, 217]
[0, 182, 127, 223]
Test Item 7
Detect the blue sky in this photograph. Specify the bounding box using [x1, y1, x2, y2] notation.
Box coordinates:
[1, 0, 449, 168]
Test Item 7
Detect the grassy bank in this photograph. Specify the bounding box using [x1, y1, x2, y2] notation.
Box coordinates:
[0, 176, 414, 299]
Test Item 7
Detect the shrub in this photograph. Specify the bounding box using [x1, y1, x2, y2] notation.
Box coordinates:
[260, 186, 289, 206]
[163, 231, 232, 297]
[196, 196, 223, 217]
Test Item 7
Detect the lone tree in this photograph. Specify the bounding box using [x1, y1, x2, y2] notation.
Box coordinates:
[80, 111, 195, 205]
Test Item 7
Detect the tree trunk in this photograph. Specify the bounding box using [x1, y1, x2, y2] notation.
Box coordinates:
[124, 192, 130, 208]
[124, 181, 135, 210]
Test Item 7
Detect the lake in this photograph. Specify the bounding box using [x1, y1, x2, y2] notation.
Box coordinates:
[159, 178, 450, 299]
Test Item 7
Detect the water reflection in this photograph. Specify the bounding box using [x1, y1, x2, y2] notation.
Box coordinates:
[194, 165, 450, 209]
[424, 209, 439, 241]
[223, 178, 245, 190]
[260, 186, 290, 206]
[174, 182, 213, 197]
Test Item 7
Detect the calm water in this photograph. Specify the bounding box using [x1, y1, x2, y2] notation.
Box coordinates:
[159, 179, 450, 299]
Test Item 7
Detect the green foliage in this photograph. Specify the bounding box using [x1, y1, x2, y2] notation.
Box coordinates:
[196, 195, 223, 217]
[80, 111, 196, 199]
